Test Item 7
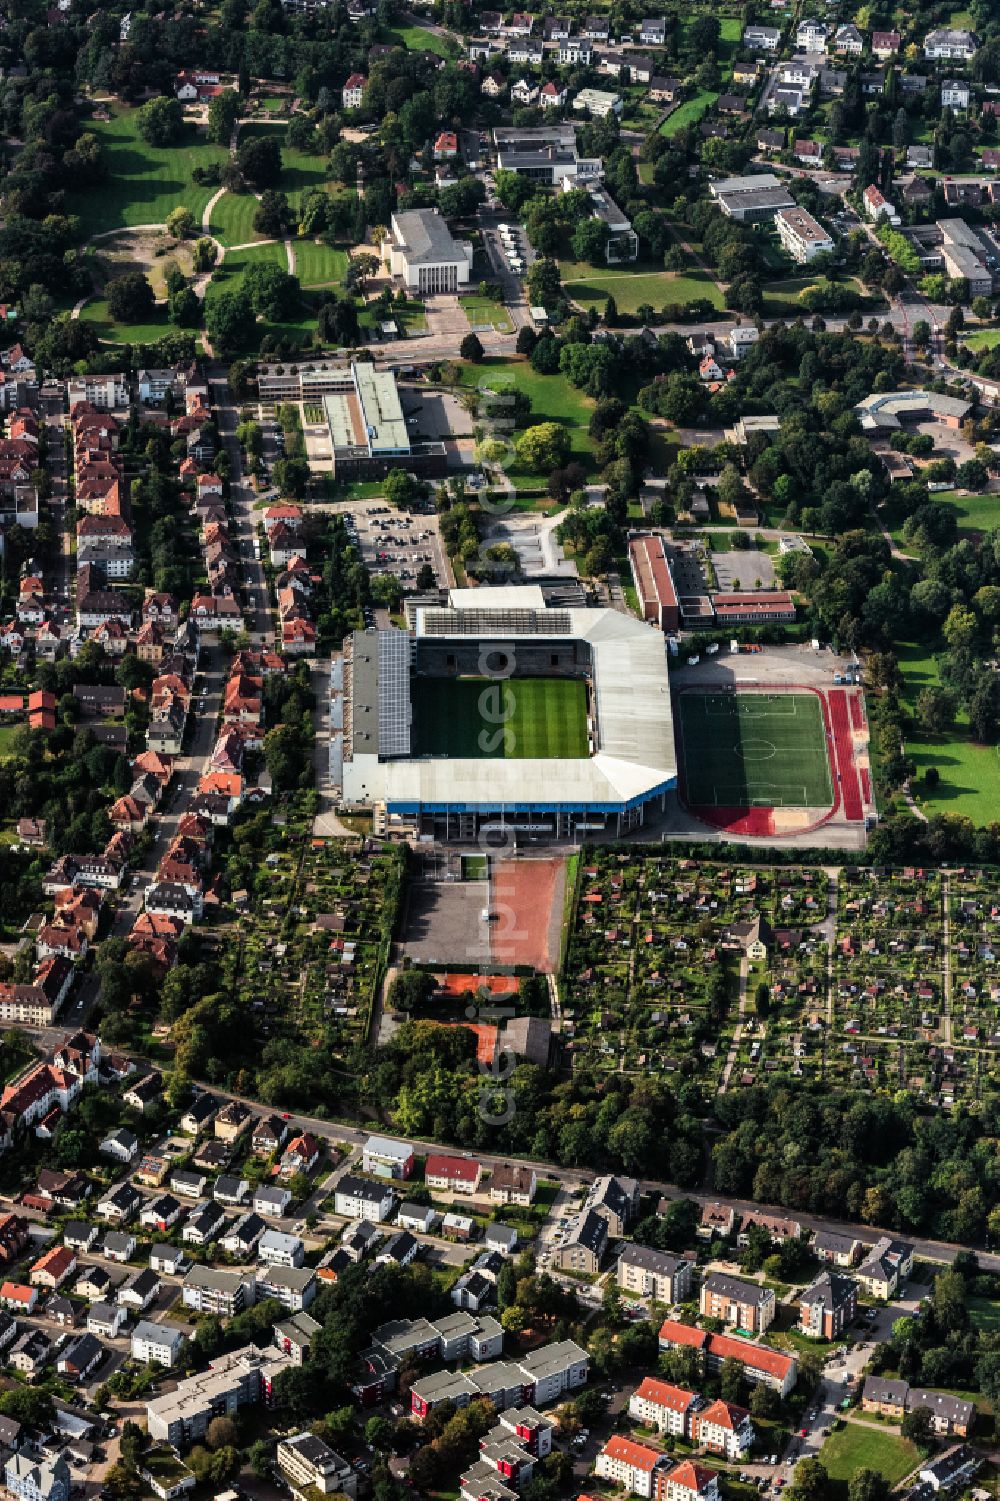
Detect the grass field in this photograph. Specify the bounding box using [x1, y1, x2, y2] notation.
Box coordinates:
[898, 639, 1000, 823]
[659, 91, 720, 136]
[384, 22, 456, 56]
[962, 328, 1000, 350]
[819, 1423, 918, 1499]
[763, 275, 866, 317]
[678, 691, 833, 809]
[79, 298, 171, 345]
[412, 677, 589, 759]
[204, 240, 319, 348]
[970, 1297, 1000, 1332]
[943, 489, 1000, 535]
[295, 241, 348, 287]
[458, 357, 596, 493]
[208, 191, 267, 248]
[0, 724, 21, 759]
[560, 260, 724, 314]
[66, 109, 227, 239]
[237, 123, 332, 215]
[463, 292, 513, 331]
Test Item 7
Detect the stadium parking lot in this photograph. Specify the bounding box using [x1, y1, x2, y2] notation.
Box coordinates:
[344, 502, 449, 591]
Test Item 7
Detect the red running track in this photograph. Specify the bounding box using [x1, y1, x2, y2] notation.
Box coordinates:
[849, 695, 864, 732]
[860, 766, 872, 805]
[689, 805, 775, 836]
[829, 689, 863, 822]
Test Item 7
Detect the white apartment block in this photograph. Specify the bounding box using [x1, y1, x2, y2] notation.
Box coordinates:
[775, 206, 835, 263]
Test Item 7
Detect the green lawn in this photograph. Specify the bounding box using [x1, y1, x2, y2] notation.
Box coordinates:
[238, 123, 333, 215]
[0, 724, 22, 759]
[66, 108, 228, 239]
[411, 677, 589, 759]
[458, 356, 596, 491]
[560, 260, 724, 314]
[763, 276, 866, 317]
[463, 292, 513, 332]
[209, 191, 267, 248]
[396, 298, 427, 334]
[295, 240, 348, 287]
[384, 22, 456, 56]
[659, 91, 720, 136]
[898, 639, 1000, 823]
[970, 1297, 1000, 1333]
[943, 489, 1000, 535]
[963, 328, 1000, 350]
[204, 240, 319, 348]
[208, 240, 290, 292]
[79, 297, 171, 345]
[677, 690, 834, 809]
[819, 1423, 919, 1498]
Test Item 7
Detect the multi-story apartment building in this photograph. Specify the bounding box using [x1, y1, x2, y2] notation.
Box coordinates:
[181, 1266, 256, 1317]
[699, 1273, 775, 1334]
[617, 1246, 693, 1304]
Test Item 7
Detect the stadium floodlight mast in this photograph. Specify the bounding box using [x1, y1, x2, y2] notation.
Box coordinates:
[465, 371, 524, 1127]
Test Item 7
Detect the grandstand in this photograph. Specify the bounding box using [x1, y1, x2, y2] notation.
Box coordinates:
[334, 586, 677, 841]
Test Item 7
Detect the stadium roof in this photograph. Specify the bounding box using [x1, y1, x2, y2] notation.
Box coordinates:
[342, 592, 676, 813]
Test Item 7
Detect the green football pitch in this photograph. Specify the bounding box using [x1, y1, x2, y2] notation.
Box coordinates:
[678, 691, 834, 808]
[412, 676, 589, 759]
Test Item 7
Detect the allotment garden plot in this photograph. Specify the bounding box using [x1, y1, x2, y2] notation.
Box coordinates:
[236, 837, 403, 1060]
[561, 850, 830, 1087]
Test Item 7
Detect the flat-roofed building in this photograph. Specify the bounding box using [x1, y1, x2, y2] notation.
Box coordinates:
[573, 181, 638, 262]
[146, 1343, 291, 1446]
[383, 209, 473, 294]
[323, 364, 445, 480]
[855, 390, 972, 432]
[572, 88, 623, 118]
[276, 1433, 357, 1499]
[775, 206, 834, 263]
[493, 125, 603, 185]
[710, 174, 795, 222]
[938, 219, 995, 297]
[713, 592, 796, 625]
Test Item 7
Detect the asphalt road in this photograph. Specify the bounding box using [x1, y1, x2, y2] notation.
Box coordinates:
[16, 1041, 996, 1277]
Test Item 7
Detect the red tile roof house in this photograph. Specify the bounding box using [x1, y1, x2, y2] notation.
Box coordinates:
[1, 1062, 81, 1129]
[30, 1244, 77, 1288]
[282, 617, 317, 654]
[434, 131, 459, 159]
[628, 1378, 698, 1437]
[655, 1460, 720, 1501]
[280, 1133, 321, 1178]
[262, 504, 303, 529]
[692, 1400, 753, 1460]
[425, 1153, 483, 1194]
[35, 923, 88, 962]
[0, 1281, 37, 1312]
[595, 1436, 668, 1499]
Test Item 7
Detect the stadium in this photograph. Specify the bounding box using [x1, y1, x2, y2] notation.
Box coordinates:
[333, 586, 677, 841]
